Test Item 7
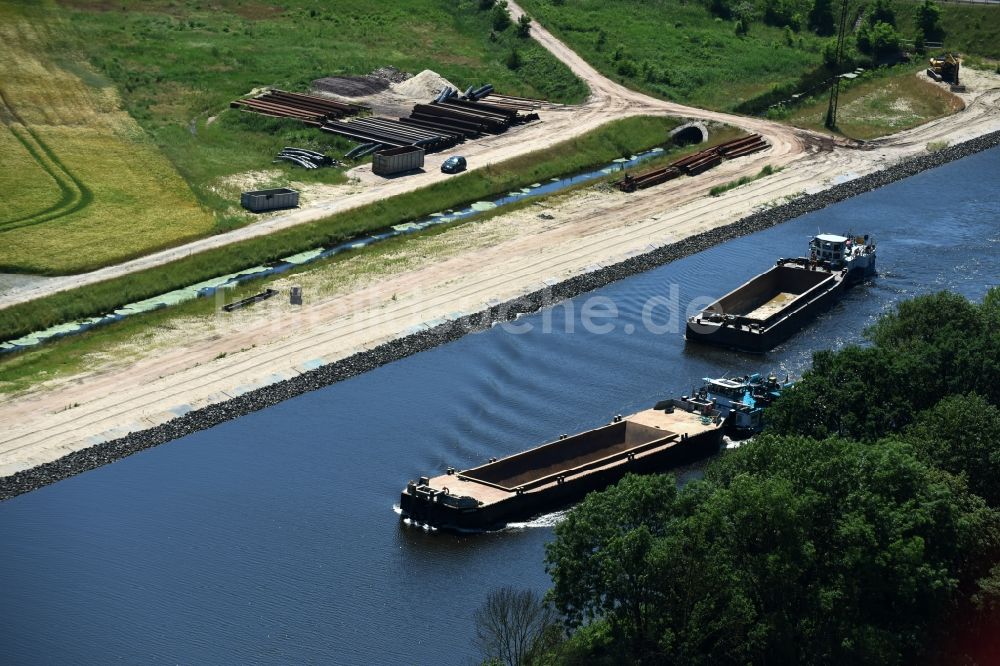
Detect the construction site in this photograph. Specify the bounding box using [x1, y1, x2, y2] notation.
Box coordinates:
[1, 0, 1000, 490]
[3, 0, 1000, 664]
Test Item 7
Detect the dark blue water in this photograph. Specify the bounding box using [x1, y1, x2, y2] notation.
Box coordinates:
[1, 147, 998, 664]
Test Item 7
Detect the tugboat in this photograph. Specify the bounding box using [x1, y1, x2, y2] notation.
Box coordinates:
[686, 233, 876, 352]
[669, 373, 792, 437]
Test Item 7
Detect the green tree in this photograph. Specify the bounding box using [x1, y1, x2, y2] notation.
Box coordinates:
[901, 393, 1000, 507]
[733, 0, 757, 28]
[708, 435, 1000, 662]
[867, 0, 897, 27]
[916, 0, 944, 41]
[764, 0, 795, 27]
[808, 0, 836, 36]
[516, 14, 531, 38]
[544, 438, 1000, 664]
[492, 1, 512, 31]
[857, 20, 901, 62]
[544, 474, 680, 645]
[767, 289, 1000, 440]
[710, 0, 734, 19]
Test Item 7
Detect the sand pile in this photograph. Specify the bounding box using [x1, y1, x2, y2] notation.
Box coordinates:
[392, 70, 457, 101]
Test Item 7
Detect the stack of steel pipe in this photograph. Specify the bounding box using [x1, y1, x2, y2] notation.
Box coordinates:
[321, 116, 461, 153]
[481, 92, 547, 111]
[615, 167, 682, 192]
[681, 151, 722, 175]
[412, 102, 510, 134]
[713, 133, 768, 159]
[614, 133, 770, 192]
[231, 90, 365, 125]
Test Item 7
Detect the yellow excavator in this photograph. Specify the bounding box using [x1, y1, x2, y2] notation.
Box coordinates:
[927, 52, 961, 85]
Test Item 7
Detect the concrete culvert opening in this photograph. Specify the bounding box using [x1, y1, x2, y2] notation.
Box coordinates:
[670, 122, 709, 146]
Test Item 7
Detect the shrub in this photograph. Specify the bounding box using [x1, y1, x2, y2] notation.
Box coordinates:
[491, 2, 511, 31]
[505, 47, 522, 69]
[516, 14, 531, 38]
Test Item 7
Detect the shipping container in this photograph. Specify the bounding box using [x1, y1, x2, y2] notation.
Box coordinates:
[240, 188, 299, 213]
[372, 145, 425, 176]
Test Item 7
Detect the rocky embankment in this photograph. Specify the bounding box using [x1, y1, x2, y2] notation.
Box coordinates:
[2, 129, 999, 501]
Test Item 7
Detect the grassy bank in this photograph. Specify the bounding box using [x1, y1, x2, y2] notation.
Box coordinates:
[0, 3, 214, 274]
[519, 0, 827, 111]
[780, 66, 964, 140]
[58, 0, 587, 222]
[0, 115, 681, 344]
[896, 1, 1000, 60]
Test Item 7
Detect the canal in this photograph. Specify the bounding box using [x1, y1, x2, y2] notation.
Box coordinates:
[1, 146, 998, 664]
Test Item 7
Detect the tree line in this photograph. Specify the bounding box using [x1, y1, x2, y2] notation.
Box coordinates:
[475, 288, 1000, 664]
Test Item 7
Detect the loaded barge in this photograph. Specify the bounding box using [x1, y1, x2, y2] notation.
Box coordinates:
[399, 398, 724, 531]
[686, 233, 876, 353]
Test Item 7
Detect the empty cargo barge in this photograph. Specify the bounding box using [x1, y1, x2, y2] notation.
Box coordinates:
[686, 233, 876, 353]
[399, 400, 725, 531]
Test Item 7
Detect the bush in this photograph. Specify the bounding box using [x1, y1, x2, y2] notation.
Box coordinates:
[516, 13, 531, 38]
[916, 0, 944, 41]
[491, 2, 511, 31]
[857, 20, 902, 63]
[616, 59, 637, 77]
[808, 0, 836, 36]
[505, 47, 522, 69]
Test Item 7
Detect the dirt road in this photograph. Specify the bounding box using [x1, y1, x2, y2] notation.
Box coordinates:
[0, 1, 819, 310]
[1, 10, 998, 478]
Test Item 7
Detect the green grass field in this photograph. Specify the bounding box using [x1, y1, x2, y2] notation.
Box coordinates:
[519, 0, 829, 111]
[0, 115, 682, 345]
[58, 0, 587, 219]
[518, 0, 999, 113]
[895, 1, 1000, 60]
[0, 2, 215, 274]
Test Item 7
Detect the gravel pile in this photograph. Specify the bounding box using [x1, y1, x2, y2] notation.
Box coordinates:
[2, 129, 998, 502]
[392, 70, 456, 101]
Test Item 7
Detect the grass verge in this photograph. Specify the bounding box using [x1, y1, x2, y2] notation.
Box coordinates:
[710, 164, 781, 196]
[0, 115, 681, 343]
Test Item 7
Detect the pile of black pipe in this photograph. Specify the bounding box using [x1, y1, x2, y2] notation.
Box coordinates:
[275, 147, 334, 169]
[2, 129, 999, 501]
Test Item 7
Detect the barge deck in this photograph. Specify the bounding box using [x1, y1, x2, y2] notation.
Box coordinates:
[686, 233, 876, 352]
[399, 402, 724, 531]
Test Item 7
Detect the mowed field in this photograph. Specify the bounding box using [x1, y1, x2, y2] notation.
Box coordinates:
[0, 2, 213, 275]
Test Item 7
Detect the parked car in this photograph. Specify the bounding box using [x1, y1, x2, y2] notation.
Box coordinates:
[441, 156, 467, 174]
